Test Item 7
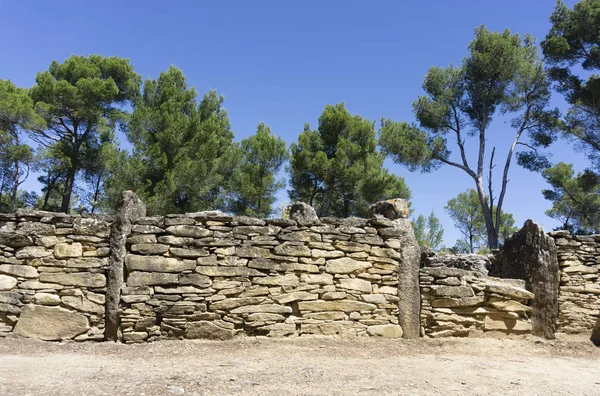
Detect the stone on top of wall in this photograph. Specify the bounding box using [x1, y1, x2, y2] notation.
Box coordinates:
[421, 251, 491, 275]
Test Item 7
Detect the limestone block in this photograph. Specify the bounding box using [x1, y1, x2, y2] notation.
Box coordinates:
[254, 274, 299, 287]
[0, 264, 38, 278]
[195, 266, 265, 277]
[300, 273, 334, 285]
[54, 243, 83, 259]
[166, 225, 211, 238]
[210, 297, 266, 310]
[33, 293, 61, 306]
[325, 257, 371, 274]
[13, 304, 89, 340]
[16, 246, 52, 259]
[130, 243, 169, 255]
[484, 314, 532, 333]
[230, 304, 293, 314]
[125, 255, 195, 273]
[39, 272, 106, 288]
[298, 300, 376, 312]
[271, 291, 318, 304]
[248, 259, 318, 273]
[367, 324, 403, 338]
[0, 232, 33, 248]
[337, 278, 372, 293]
[273, 243, 311, 257]
[126, 271, 178, 287]
[62, 295, 104, 314]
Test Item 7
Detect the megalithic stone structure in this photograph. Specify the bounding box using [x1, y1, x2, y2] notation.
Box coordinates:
[366, 199, 421, 339]
[104, 191, 146, 341]
[493, 220, 559, 339]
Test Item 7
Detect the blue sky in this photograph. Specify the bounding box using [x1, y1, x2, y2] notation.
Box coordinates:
[0, 0, 587, 246]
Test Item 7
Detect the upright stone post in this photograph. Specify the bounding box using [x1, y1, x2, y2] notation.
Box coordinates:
[493, 220, 559, 339]
[104, 191, 146, 341]
[367, 199, 421, 338]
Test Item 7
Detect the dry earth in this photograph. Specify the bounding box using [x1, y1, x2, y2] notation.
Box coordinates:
[0, 335, 599, 396]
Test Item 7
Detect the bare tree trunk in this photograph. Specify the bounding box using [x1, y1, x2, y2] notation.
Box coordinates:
[9, 160, 19, 213]
[475, 177, 499, 249]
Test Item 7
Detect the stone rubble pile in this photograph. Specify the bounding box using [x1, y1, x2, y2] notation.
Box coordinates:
[0, 210, 111, 341]
[549, 231, 600, 334]
[421, 251, 491, 275]
[420, 266, 534, 337]
[119, 211, 405, 342]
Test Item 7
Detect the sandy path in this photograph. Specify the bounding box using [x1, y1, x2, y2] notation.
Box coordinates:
[0, 336, 598, 395]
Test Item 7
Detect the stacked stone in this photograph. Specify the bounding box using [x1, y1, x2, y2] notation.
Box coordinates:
[0, 210, 111, 341]
[420, 267, 534, 338]
[549, 231, 600, 334]
[120, 212, 404, 342]
[421, 252, 491, 275]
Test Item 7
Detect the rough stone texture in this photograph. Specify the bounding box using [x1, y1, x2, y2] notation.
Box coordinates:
[367, 198, 420, 339]
[547, 231, 600, 344]
[13, 305, 89, 341]
[422, 251, 491, 275]
[493, 220, 559, 339]
[105, 191, 146, 341]
[420, 267, 534, 338]
[287, 202, 319, 226]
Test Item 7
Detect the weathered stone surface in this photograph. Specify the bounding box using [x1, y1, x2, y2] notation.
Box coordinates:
[298, 300, 376, 312]
[483, 282, 534, 300]
[231, 304, 293, 314]
[325, 257, 371, 274]
[179, 273, 212, 288]
[430, 296, 486, 308]
[366, 199, 409, 220]
[271, 292, 318, 304]
[0, 232, 33, 248]
[186, 321, 236, 340]
[33, 293, 61, 306]
[287, 202, 319, 225]
[13, 305, 89, 340]
[236, 246, 270, 258]
[16, 246, 52, 259]
[166, 225, 211, 238]
[367, 324, 403, 338]
[0, 264, 38, 278]
[300, 273, 334, 285]
[273, 244, 311, 257]
[311, 249, 344, 259]
[254, 274, 299, 287]
[484, 314, 533, 333]
[39, 272, 106, 288]
[130, 243, 169, 255]
[210, 297, 266, 310]
[248, 259, 318, 273]
[489, 299, 532, 313]
[195, 266, 265, 277]
[54, 242, 83, 259]
[127, 271, 178, 287]
[493, 220, 559, 339]
[430, 286, 474, 298]
[337, 278, 372, 293]
[247, 313, 285, 322]
[125, 255, 195, 273]
[62, 295, 104, 314]
[169, 247, 209, 258]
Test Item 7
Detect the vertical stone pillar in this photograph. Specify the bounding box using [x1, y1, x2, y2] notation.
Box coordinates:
[367, 199, 421, 338]
[493, 220, 559, 339]
[104, 191, 146, 341]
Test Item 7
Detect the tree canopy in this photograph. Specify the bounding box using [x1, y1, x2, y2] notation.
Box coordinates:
[289, 103, 411, 218]
[380, 26, 559, 248]
[412, 211, 444, 250]
[29, 55, 140, 213]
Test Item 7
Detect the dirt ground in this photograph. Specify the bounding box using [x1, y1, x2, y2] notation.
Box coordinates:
[0, 335, 598, 396]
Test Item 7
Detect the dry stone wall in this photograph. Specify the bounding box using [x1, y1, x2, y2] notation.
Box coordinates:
[0, 211, 111, 341]
[119, 212, 406, 342]
[420, 266, 534, 337]
[549, 231, 600, 335]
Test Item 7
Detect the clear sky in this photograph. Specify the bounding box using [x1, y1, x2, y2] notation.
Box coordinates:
[0, 0, 587, 246]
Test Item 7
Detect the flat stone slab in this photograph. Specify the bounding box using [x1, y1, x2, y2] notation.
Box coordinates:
[13, 304, 89, 340]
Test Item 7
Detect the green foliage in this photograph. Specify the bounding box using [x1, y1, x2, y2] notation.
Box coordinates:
[380, 26, 559, 248]
[542, 0, 600, 170]
[228, 123, 288, 217]
[445, 189, 518, 252]
[0, 79, 44, 212]
[412, 211, 444, 250]
[289, 103, 411, 217]
[29, 55, 140, 213]
[109, 66, 236, 215]
[542, 162, 600, 233]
